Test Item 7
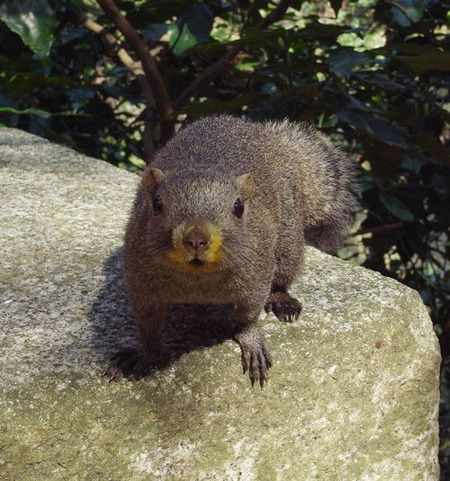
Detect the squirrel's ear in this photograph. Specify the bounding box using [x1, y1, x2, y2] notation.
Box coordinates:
[144, 167, 165, 193]
[236, 173, 255, 200]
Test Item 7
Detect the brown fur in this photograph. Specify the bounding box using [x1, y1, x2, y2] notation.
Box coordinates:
[106, 115, 356, 386]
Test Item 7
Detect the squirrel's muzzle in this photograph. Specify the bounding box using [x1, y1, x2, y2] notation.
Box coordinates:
[168, 220, 224, 271]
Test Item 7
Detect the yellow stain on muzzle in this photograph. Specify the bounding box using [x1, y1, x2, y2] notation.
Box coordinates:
[168, 221, 225, 271]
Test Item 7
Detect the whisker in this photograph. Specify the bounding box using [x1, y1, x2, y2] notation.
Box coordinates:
[222, 239, 257, 269]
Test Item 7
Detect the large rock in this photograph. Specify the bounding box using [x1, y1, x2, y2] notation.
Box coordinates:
[0, 128, 441, 480]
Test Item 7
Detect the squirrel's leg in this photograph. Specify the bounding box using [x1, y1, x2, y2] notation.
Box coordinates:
[264, 284, 302, 323]
[104, 303, 168, 381]
[233, 304, 272, 387]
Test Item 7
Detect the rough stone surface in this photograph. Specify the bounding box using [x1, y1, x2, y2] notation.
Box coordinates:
[0, 128, 441, 480]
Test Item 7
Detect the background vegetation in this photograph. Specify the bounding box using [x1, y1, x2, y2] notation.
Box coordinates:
[0, 0, 449, 475]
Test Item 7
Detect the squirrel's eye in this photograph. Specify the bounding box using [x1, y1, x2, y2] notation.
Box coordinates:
[153, 195, 163, 214]
[233, 198, 244, 218]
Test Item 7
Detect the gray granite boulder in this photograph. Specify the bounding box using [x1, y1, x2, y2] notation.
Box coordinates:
[0, 128, 441, 480]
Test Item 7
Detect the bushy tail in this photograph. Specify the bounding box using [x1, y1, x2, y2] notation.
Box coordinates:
[264, 119, 358, 253]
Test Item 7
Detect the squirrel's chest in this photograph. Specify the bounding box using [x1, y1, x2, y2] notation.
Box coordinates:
[152, 270, 239, 304]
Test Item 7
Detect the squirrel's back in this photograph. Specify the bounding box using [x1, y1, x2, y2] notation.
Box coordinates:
[153, 115, 356, 252]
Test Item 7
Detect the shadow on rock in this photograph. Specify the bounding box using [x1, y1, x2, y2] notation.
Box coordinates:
[89, 247, 237, 376]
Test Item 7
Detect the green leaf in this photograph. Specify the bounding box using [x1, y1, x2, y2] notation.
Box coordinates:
[0, 106, 53, 118]
[0, 107, 76, 118]
[328, 51, 371, 77]
[0, 0, 58, 57]
[141, 24, 169, 43]
[379, 191, 414, 222]
[398, 50, 450, 73]
[179, 92, 265, 117]
[390, 0, 423, 26]
[227, 27, 281, 47]
[401, 155, 422, 174]
[338, 100, 408, 148]
[297, 22, 347, 40]
[386, 43, 450, 72]
[170, 3, 215, 56]
[353, 73, 406, 91]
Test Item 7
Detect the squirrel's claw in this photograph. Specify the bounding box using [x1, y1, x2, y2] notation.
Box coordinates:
[234, 328, 272, 388]
[265, 291, 302, 323]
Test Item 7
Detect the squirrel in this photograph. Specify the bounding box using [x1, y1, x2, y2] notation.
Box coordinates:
[106, 115, 356, 386]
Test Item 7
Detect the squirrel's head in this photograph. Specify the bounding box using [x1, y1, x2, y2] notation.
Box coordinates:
[143, 166, 255, 272]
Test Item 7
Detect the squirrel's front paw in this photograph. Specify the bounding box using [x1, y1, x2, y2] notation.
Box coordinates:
[233, 328, 272, 388]
[265, 291, 302, 323]
[103, 347, 167, 381]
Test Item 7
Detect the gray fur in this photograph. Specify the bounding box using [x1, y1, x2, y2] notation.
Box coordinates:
[106, 115, 356, 386]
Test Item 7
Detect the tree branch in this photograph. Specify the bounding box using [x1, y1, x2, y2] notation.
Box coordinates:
[355, 222, 404, 236]
[172, 0, 293, 111]
[384, 0, 417, 26]
[255, 0, 293, 29]
[83, 17, 157, 157]
[96, 0, 174, 144]
[83, 18, 143, 76]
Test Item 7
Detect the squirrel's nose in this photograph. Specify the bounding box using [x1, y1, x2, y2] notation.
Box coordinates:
[183, 227, 209, 251]
[185, 237, 208, 250]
